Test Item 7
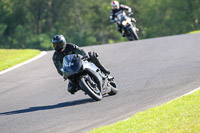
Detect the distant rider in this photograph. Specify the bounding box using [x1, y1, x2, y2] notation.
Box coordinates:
[52, 35, 110, 94]
[110, 1, 137, 37]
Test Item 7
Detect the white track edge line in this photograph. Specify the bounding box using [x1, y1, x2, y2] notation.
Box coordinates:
[0, 51, 47, 75]
[168, 86, 200, 103]
[122, 87, 200, 121]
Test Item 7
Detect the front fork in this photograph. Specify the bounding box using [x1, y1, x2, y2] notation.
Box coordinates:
[84, 75, 97, 88]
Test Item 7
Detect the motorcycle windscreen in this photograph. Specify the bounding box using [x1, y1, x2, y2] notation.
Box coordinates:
[62, 54, 82, 77]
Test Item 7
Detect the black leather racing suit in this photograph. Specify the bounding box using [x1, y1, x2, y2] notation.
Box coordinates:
[110, 4, 135, 34]
[52, 43, 109, 94]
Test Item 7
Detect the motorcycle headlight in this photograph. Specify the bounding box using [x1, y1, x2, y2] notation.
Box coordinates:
[122, 21, 128, 26]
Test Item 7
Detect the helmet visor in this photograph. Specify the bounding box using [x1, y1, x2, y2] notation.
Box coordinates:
[53, 42, 64, 51]
[112, 5, 118, 9]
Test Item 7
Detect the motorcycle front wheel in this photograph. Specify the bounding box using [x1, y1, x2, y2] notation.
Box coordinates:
[126, 27, 139, 41]
[108, 80, 118, 95]
[79, 75, 102, 101]
[131, 28, 139, 40]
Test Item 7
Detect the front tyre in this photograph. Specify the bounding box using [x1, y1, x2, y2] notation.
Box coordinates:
[127, 28, 139, 41]
[133, 29, 139, 40]
[108, 81, 118, 95]
[79, 76, 102, 101]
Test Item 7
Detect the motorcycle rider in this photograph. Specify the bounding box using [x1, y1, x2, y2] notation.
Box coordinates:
[110, 1, 137, 37]
[52, 35, 110, 94]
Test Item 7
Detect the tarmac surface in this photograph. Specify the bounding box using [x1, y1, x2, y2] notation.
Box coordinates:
[0, 33, 200, 133]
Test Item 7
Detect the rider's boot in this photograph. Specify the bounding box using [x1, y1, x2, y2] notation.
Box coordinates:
[67, 82, 78, 94]
[118, 25, 126, 38]
[122, 32, 126, 37]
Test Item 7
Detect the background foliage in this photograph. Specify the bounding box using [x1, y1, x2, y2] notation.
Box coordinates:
[0, 0, 199, 50]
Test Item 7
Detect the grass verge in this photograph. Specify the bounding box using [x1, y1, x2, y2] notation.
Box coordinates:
[0, 49, 40, 71]
[189, 30, 200, 34]
[90, 89, 200, 133]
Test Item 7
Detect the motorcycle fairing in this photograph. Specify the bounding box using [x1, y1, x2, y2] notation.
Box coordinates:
[63, 54, 83, 77]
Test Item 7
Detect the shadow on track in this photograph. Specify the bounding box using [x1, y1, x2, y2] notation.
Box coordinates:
[0, 98, 94, 115]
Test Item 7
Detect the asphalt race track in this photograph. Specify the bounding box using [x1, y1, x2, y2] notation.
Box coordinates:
[0, 33, 200, 133]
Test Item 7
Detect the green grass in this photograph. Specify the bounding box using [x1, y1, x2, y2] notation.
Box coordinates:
[90, 89, 200, 133]
[189, 30, 200, 34]
[0, 49, 40, 71]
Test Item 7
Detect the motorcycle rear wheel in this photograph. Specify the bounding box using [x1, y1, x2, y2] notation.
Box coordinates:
[79, 75, 102, 101]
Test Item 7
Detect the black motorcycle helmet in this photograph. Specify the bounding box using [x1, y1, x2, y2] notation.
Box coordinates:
[52, 35, 67, 52]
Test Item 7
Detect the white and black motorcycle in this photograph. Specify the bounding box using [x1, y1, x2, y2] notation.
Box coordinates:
[62, 54, 118, 101]
[116, 12, 139, 41]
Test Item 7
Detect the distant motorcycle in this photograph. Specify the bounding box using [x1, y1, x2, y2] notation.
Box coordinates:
[62, 54, 118, 101]
[116, 12, 139, 41]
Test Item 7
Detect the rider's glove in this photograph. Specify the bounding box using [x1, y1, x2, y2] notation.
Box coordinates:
[128, 12, 133, 16]
[85, 54, 89, 58]
[63, 75, 67, 81]
[111, 19, 117, 23]
[82, 54, 89, 60]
